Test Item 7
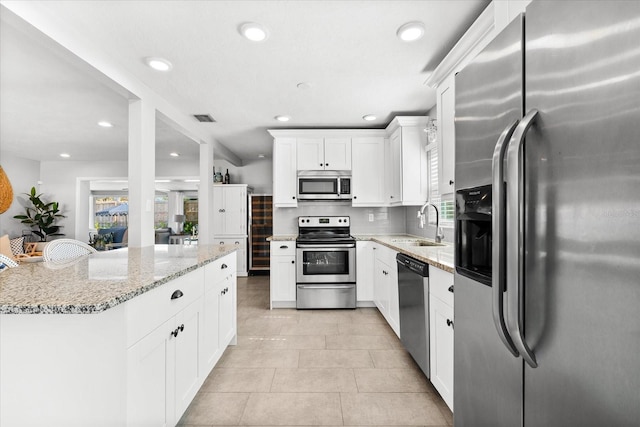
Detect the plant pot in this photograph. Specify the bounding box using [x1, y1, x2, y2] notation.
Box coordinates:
[35, 242, 48, 252]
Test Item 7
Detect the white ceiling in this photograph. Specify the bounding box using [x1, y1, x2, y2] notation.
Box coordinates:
[0, 0, 490, 164]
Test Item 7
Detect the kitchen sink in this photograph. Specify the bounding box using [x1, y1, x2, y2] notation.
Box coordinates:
[410, 241, 446, 247]
[389, 238, 446, 247]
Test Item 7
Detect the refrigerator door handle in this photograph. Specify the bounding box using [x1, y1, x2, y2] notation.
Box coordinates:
[506, 109, 539, 369]
[492, 120, 520, 357]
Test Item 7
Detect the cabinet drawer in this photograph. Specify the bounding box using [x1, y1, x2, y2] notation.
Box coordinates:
[270, 241, 295, 256]
[430, 267, 454, 307]
[126, 268, 204, 347]
[204, 254, 236, 291]
[214, 238, 246, 250]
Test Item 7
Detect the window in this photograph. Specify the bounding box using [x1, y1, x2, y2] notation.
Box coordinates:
[154, 195, 168, 229]
[93, 196, 128, 229]
[426, 142, 454, 228]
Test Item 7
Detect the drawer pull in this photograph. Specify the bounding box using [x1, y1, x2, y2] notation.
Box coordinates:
[221, 263, 228, 269]
[447, 319, 454, 329]
[280, 245, 289, 249]
[448, 285, 454, 293]
[171, 290, 184, 300]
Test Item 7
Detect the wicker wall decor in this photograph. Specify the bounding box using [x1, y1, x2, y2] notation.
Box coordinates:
[0, 166, 14, 214]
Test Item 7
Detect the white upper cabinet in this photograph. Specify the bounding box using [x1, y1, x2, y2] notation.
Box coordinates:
[351, 136, 386, 206]
[297, 137, 351, 170]
[213, 185, 249, 236]
[271, 136, 297, 207]
[385, 117, 429, 206]
[437, 75, 456, 195]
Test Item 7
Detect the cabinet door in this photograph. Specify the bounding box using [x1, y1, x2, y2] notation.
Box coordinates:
[430, 295, 454, 410]
[437, 75, 456, 195]
[221, 187, 247, 235]
[356, 241, 375, 302]
[273, 138, 298, 207]
[127, 318, 173, 427]
[297, 138, 324, 170]
[213, 186, 225, 235]
[202, 282, 221, 374]
[352, 137, 385, 206]
[373, 254, 390, 317]
[387, 260, 400, 338]
[389, 129, 402, 205]
[218, 272, 236, 347]
[174, 299, 203, 420]
[323, 137, 351, 170]
[382, 246, 400, 337]
[270, 246, 296, 308]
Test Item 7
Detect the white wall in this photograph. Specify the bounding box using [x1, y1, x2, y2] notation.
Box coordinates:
[40, 160, 128, 240]
[0, 152, 42, 239]
[214, 158, 273, 194]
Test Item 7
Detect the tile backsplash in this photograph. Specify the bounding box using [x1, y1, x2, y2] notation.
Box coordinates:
[273, 203, 407, 235]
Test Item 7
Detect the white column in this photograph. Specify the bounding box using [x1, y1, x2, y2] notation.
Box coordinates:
[167, 191, 184, 233]
[74, 179, 91, 243]
[198, 141, 214, 245]
[128, 98, 155, 248]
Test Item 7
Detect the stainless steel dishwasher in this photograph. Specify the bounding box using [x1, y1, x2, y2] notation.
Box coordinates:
[396, 253, 429, 378]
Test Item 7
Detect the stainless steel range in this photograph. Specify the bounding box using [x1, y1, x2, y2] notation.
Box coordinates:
[296, 216, 356, 309]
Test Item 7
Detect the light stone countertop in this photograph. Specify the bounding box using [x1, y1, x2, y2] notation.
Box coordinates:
[266, 235, 297, 241]
[0, 244, 236, 315]
[355, 234, 454, 273]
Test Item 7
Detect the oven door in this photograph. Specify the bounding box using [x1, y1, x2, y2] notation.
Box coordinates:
[296, 243, 356, 284]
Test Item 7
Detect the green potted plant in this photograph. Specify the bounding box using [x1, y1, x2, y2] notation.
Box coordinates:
[13, 187, 66, 243]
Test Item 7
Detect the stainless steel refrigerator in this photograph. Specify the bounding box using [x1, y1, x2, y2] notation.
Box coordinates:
[453, 2, 640, 426]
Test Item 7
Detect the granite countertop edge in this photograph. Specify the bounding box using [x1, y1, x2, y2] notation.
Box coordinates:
[0, 247, 236, 315]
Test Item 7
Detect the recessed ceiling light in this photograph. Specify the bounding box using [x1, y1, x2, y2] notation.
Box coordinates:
[97, 121, 113, 128]
[362, 115, 377, 121]
[155, 179, 171, 183]
[258, 154, 265, 158]
[145, 57, 173, 71]
[297, 82, 312, 90]
[397, 21, 425, 42]
[59, 153, 71, 158]
[275, 115, 290, 122]
[239, 22, 268, 42]
[169, 152, 180, 157]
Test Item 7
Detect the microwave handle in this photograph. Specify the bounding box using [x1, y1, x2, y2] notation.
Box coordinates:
[337, 177, 342, 196]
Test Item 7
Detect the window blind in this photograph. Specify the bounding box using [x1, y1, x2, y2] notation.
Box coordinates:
[426, 142, 454, 227]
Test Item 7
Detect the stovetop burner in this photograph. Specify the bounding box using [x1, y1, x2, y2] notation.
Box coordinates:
[297, 216, 354, 244]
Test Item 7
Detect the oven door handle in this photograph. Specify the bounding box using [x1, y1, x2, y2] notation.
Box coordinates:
[297, 285, 355, 289]
[296, 243, 356, 249]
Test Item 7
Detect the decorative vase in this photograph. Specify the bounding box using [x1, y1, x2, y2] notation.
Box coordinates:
[214, 172, 223, 183]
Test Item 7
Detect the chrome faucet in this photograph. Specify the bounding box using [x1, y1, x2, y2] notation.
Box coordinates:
[418, 202, 445, 243]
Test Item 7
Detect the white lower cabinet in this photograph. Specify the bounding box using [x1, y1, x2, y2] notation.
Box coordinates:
[126, 293, 203, 426]
[269, 241, 296, 308]
[126, 252, 237, 427]
[356, 241, 375, 303]
[429, 267, 454, 410]
[372, 243, 400, 337]
[202, 255, 237, 376]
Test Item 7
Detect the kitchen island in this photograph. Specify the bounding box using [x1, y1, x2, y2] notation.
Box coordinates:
[0, 244, 238, 427]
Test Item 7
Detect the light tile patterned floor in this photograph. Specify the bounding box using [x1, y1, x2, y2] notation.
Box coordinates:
[178, 275, 453, 427]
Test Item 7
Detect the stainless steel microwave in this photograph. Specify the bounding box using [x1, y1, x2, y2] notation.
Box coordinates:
[297, 170, 352, 201]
